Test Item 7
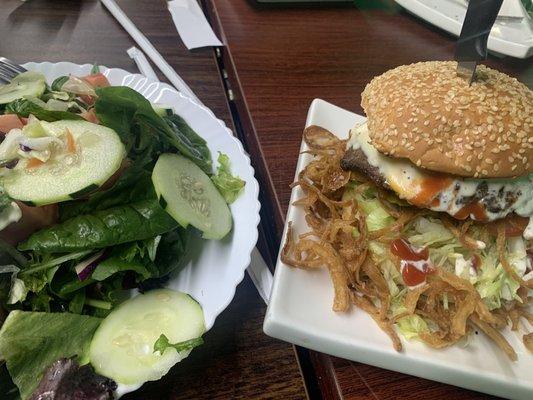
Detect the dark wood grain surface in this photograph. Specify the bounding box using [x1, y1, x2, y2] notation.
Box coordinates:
[0, 1, 307, 399]
[207, 0, 531, 399]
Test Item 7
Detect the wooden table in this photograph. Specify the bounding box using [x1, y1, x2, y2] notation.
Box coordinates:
[205, 0, 531, 399]
[0, 1, 306, 399]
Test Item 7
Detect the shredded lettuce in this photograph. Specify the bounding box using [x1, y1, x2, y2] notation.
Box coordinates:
[381, 259, 401, 296]
[396, 314, 429, 340]
[366, 206, 394, 232]
[346, 179, 530, 341]
[475, 241, 525, 310]
[390, 291, 428, 340]
[211, 152, 245, 204]
[409, 217, 455, 246]
[345, 189, 394, 232]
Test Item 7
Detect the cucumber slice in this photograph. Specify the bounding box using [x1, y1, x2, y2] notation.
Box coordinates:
[3, 120, 125, 205]
[89, 289, 205, 385]
[152, 153, 232, 240]
[0, 71, 46, 104]
[152, 104, 173, 117]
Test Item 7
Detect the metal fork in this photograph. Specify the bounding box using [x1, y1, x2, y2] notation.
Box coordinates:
[0, 57, 27, 84]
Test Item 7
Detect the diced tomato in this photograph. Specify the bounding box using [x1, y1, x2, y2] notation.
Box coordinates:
[26, 158, 45, 169]
[0, 114, 24, 134]
[79, 95, 95, 106]
[80, 109, 100, 124]
[0, 202, 58, 246]
[82, 73, 110, 88]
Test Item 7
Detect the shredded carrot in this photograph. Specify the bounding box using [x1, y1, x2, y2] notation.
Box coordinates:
[26, 158, 45, 169]
[66, 130, 76, 153]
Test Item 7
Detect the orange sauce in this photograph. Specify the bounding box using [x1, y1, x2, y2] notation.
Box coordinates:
[390, 238, 433, 287]
[453, 201, 487, 221]
[411, 175, 452, 207]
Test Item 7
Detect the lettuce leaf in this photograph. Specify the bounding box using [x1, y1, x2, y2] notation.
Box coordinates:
[153, 334, 203, 355]
[59, 167, 156, 221]
[95, 86, 212, 172]
[19, 200, 178, 253]
[91, 228, 189, 281]
[211, 153, 245, 204]
[0, 311, 101, 400]
[4, 98, 82, 122]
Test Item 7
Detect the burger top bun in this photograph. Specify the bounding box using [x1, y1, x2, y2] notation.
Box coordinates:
[361, 61, 532, 179]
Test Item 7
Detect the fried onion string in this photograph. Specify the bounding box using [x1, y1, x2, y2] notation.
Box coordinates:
[281, 125, 531, 359]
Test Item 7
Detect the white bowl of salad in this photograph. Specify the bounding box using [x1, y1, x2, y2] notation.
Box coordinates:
[0, 62, 260, 399]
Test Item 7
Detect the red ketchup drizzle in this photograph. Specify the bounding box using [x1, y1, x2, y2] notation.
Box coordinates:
[390, 238, 432, 287]
[453, 201, 487, 221]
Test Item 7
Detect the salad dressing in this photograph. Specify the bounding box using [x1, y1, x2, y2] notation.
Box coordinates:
[525, 217, 533, 241]
[347, 123, 533, 225]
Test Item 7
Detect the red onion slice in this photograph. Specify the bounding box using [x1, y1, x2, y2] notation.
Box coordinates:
[74, 250, 105, 281]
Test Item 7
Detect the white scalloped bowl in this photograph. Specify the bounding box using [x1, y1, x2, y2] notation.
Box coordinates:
[22, 61, 260, 350]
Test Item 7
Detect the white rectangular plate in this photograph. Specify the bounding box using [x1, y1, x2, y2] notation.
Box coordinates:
[263, 99, 533, 400]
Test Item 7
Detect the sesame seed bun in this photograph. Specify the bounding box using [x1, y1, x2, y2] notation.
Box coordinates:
[361, 61, 532, 179]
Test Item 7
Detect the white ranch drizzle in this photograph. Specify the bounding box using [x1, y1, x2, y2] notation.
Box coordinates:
[524, 217, 533, 241]
[347, 123, 533, 238]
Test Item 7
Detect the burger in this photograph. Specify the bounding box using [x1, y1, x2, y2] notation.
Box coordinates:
[282, 60, 532, 356]
[341, 61, 532, 238]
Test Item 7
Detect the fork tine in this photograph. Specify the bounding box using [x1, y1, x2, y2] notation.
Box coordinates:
[0, 57, 27, 74]
[0, 64, 18, 81]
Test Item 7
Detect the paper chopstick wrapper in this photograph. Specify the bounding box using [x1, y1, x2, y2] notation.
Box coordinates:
[167, 0, 223, 49]
[127, 47, 158, 80]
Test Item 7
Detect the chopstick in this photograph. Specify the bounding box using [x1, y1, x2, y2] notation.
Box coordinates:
[101, 0, 200, 103]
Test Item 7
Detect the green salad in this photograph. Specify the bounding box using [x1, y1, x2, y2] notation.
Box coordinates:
[0, 67, 245, 399]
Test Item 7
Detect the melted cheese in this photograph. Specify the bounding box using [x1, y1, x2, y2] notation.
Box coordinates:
[347, 123, 533, 233]
[348, 123, 425, 197]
